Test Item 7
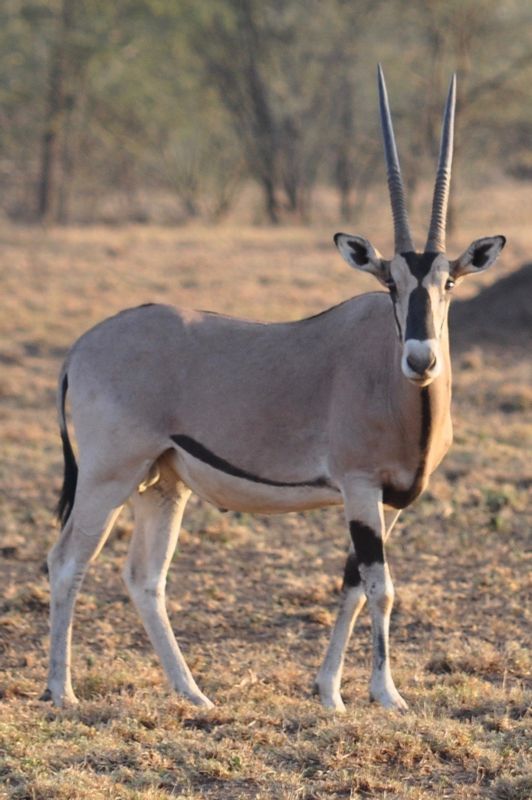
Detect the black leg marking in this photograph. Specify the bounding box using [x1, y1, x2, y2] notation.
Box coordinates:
[342, 552, 361, 588]
[170, 434, 337, 491]
[377, 632, 386, 670]
[349, 520, 384, 566]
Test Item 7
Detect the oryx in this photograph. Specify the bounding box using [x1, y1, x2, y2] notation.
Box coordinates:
[42, 66, 505, 711]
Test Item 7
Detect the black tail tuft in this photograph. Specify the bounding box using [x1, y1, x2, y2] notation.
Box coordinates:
[57, 373, 78, 527]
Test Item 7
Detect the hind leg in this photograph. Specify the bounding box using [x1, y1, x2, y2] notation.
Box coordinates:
[42, 473, 136, 706]
[124, 457, 213, 707]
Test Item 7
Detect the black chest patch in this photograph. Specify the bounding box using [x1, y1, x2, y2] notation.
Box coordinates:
[382, 387, 432, 509]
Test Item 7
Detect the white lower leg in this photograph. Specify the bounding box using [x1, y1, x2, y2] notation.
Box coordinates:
[315, 580, 365, 711]
[364, 563, 407, 711]
[44, 552, 84, 705]
[127, 583, 213, 707]
[45, 522, 115, 704]
[126, 475, 213, 708]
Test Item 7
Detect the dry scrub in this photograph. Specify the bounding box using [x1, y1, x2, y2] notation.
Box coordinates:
[0, 185, 530, 798]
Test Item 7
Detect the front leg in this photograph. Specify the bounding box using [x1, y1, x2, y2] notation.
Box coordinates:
[350, 519, 406, 710]
[347, 487, 406, 710]
[315, 509, 400, 710]
[314, 546, 366, 711]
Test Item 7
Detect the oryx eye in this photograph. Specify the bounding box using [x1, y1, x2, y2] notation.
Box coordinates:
[445, 278, 455, 291]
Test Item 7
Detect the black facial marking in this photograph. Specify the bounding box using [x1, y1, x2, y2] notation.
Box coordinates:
[383, 386, 432, 509]
[388, 289, 403, 339]
[348, 240, 369, 266]
[471, 243, 492, 268]
[349, 520, 384, 566]
[343, 552, 361, 588]
[170, 434, 337, 490]
[402, 251, 438, 281]
[405, 285, 435, 341]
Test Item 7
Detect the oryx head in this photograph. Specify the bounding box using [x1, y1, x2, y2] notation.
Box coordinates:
[335, 65, 505, 387]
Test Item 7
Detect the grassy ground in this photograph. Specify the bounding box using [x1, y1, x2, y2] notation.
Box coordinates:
[0, 184, 530, 799]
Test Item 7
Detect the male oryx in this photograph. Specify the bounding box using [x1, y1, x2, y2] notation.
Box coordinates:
[42, 67, 505, 712]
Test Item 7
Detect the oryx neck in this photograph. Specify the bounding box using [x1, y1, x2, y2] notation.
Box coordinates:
[386, 331, 452, 507]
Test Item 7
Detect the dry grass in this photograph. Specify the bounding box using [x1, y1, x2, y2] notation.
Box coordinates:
[0, 181, 530, 799]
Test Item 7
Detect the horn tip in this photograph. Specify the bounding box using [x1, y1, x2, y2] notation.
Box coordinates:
[377, 63, 387, 98]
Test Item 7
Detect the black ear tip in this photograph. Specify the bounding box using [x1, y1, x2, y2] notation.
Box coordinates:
[333, 233, 343, 246]
[498, 235, 507, 248]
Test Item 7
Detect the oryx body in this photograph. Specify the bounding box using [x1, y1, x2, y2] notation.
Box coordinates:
[43, 68, 505, 712]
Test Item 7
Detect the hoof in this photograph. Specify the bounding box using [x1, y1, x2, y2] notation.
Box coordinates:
[313, 681, 346, 713]
[369, 687, 408, 712]
[39, 686, 79, 707]
[186, 692, 214, 709]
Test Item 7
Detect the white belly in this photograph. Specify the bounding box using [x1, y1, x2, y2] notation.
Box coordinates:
[168, 446, 342, 514]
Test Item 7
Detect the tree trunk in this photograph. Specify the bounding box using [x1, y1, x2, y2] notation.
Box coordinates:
[37, 0, 75, 221]
[335, 151, 352, 221]
[333, 74, 355, 222]
[57, 94, 76, 225]
[262, 173, 279, 224]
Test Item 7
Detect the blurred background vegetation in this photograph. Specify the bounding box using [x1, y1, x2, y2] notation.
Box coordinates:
[1, 0, 531, 226]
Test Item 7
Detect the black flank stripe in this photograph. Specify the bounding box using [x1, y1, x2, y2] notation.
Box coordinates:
[349, 520, 384, 566]
[170, 434, 336, 490]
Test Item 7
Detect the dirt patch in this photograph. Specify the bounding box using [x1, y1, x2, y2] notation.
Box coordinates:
[451, 262, 532, 351]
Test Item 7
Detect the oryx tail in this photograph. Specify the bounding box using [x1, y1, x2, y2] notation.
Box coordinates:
[57, 367, 78, 527]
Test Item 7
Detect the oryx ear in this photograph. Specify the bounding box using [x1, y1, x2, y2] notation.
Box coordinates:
[334, 233, 388, 284]
[451, 235, 506, 279]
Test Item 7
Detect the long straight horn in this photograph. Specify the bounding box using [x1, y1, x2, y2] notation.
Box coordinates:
[377, 64, 414, 254]
[425, 74, 457, 253]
